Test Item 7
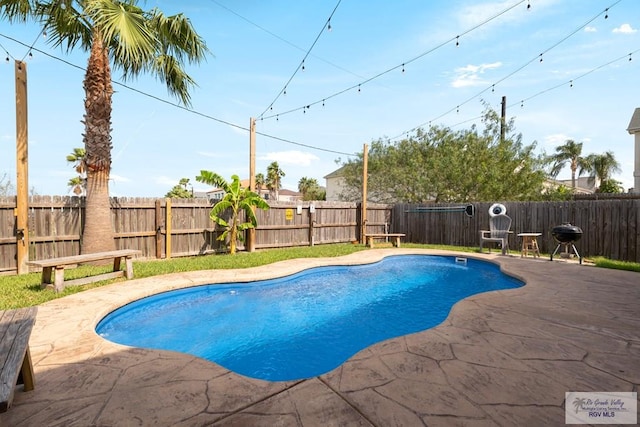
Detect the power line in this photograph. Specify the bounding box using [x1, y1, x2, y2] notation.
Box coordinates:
[395, 47, 638, 139]
[0, 32, 357, 157]
[210, 0, 366, 81]
[260, 0, 529, 121]
[257, 0, 343, 119]
[390, 0, 624, 140]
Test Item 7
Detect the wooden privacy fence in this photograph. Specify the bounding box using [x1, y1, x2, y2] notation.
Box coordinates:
[393, 198, 640, 263]
[0, 197, 391, 273]
[1, 195, 639, 273]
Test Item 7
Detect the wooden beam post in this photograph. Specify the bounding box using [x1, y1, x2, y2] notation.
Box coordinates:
[247, 117, 256, 252]
[15, 60, 29, 274]
[360, 143, 368, 244]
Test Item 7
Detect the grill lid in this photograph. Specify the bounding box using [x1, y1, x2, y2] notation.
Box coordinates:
[552, 223, 583, 243]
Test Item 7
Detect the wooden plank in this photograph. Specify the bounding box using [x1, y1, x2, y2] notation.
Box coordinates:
[26, 250, 141, 268]
[0, 307, 37, 412]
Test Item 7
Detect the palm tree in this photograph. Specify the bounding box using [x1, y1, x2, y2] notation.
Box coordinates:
[583, 151, 621, 190]
[66, 147, 86, 195]
[255, 173, 266, 197]
[298, 176, 319, 200]
[67, 176, 85, 195]
[266, 162, 285, 201]
[549, 139, 589, 191]
[196, 172, 269, 255]
[1, 1, 208, 254]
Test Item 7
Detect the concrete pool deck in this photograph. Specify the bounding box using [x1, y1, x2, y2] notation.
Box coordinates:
[1, 249, 638, 426]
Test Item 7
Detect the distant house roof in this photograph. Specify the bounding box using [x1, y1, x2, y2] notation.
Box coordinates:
[628, 108, 640, 134]
[323, 165, 347, 179]
[278, 189, 302, 196]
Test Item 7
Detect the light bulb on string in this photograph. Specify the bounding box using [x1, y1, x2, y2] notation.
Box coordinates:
[283, 87, 287, 96]
[42, 30, 47, 39]
[491, 85, 495, 93]
[527, 0, 531, 10]
[570, 80, 573, 88]
[358, 84, 361, 93]
[539, 54, 543, 63]
[327, 19, 332, 32]
[276, 115, 279, 121]
[28, 51, 33, 59]
[301, 60, 305, 72]
[520, 100, 524, 108]
[604, 8, 608, 19]
[402, 63, 405, 73]
[629, 53, 632, 62]
[455, 36, 460, 47]
[456, 106, 459, 114]
[5, 56, 9, 63]
[322, 99, 325, 107]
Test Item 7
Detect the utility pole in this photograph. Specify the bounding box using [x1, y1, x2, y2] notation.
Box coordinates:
[15, 60, 29, 274]
[247, 117, 256, 252]
[500, 95, 507, 144]
[360, 143, 368, 244]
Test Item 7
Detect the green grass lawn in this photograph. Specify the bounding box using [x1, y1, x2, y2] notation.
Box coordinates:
[1, 243, 637, 310]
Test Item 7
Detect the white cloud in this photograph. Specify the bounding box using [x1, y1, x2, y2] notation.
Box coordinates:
[584, 26, 597, 33]
[613, 24, 637, 34]
[260, 150, 319, 166]
[451, 62, 502, 88]
[154, 175, 177, 186]
[110, 174, 131, 183]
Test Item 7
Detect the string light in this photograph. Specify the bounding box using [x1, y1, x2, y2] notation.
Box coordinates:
[402, 63, 405, 73]
[539, 53, 543, 63]
[570, 80, 573, 88]
[629, 53, 632, 62]
[302, 60, 305, 72]
[455, 36, 460, 47]
[358, 84, 361, 93]
[28, 51, 32, 59]
[604, 8, 608, 19]
[527, 0, 531, 10]
[492, 85, 495, 93]
[327, 19, 332, 32]
[520, 100, 524, 108]
[456, 106, 459, 113]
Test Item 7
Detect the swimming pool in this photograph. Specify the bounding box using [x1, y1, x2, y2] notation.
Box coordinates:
[96, 255, 523, 381]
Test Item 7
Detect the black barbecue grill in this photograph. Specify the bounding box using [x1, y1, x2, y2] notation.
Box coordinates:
[550, 223, 583, 264]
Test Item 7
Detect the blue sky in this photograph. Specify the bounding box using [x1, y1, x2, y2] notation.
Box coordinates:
[1, 0, 638, 197]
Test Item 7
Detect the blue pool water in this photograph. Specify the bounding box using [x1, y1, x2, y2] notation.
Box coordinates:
[96, 255, 522, 381]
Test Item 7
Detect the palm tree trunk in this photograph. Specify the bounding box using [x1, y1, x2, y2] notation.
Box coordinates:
[81, 30, 116, 254]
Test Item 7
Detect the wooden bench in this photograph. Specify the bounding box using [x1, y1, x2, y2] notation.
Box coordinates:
[27, 249, 142, 293]
[1, 307, 37, 413]
[364, 233, 406, 248]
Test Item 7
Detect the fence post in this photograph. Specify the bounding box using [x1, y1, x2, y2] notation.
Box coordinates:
[155, 199, 162, 259]
[308, 207, 315, 247]
[165, 198, 172, 259]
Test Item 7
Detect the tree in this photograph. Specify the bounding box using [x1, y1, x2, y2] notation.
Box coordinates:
[584, 151, 621, 192]
[255, 173, 265, 196]
[67, 176, 85, 195]
[548, 139, 590, 191]
[195, 172, 269, 255]
[0, 173, 14, 196]
[266, 162, 285, 200]
[298, 177, 324, 200]
[165, 178, 194, 198]
[339, 106, 547, 203]
[1, 1, 209, 254]
[66, 147, 86, 195]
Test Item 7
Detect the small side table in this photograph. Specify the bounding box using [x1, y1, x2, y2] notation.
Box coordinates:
[517, 233, 541, 258]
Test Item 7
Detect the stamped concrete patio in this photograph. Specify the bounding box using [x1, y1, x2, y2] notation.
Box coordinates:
[1, 249, 638, 426]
